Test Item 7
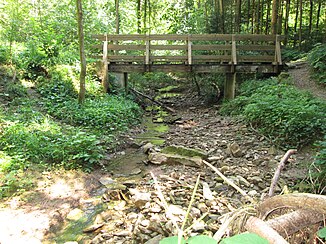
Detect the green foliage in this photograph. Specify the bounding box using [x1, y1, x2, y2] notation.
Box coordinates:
[160, 235, 216, 244]
[317, 227, 326, 239]
[314, 136, 326, 192]
[281, 48, 306, 62]
[221, 78, 326, 147]
[220, 233, 268, 244]
[130, 72, 175, 91]
[0, 46, 10, 64]
[0, 117, 104, 171]
[307, 44, 326, 85]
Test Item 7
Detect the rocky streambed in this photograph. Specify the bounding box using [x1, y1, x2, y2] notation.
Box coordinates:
[48, 95, 308, 243]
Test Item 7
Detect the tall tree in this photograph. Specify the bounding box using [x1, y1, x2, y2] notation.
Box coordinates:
[115, 0, 120, 34]
[316, 0, 321, 29]
[76, 0, 86, 103]
[235, 0, 242, 33]
[298, 0, 303, 49]
[271, 0, 279, 34]
[308, 0, 313, 34]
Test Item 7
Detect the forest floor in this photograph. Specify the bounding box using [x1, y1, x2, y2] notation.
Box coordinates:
[0, 63, 323, 243]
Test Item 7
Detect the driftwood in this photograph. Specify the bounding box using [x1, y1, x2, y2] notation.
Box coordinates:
[268, 149, 297, 197]
[266, 209, 324, 237]
[245, 216, 289, 244]
[130, 87, 176, 113]
[258, 193, 326, 219]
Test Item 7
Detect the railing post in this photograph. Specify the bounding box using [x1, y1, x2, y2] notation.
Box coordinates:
[145, 34, 150, 66]
[187, 35, 192, 65]
[102, 35, 109, 93]
[274, 35, 282, 73]
[224, 34, 237, 100]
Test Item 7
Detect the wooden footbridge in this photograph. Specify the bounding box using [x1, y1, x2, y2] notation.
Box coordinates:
[92, 34, 284, 99]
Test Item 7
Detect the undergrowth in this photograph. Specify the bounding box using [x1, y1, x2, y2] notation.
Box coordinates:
[0, 64, 142, 198]
[307, 43, 326, 85]
[220, 78, 326, 148]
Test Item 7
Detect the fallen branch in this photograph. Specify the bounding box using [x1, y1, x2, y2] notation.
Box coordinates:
[268, 149, 297, 197]
[202, 160, 255, 204]
[258, 193, 326, 219]
[245, 216, 289, 244]
[266, 209, 325, 237]
[130, 87, 176, 113]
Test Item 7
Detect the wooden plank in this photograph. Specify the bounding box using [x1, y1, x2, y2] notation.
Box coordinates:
[150, 45, 188, 50]
[193, 55, 231, 61]
[107, 44, 146, 51]
[150, 56, 188, 61]
[192, 44, 232, 50]
[108, 55, 145, 62]
[237, 45, 275, 51]
[238, 55, 275, 62]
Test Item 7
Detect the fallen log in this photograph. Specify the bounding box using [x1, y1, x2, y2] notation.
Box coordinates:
[266, 209, 324, 237]
[130, 87, 176, 114]
[245, 216, 289, 244]
[258, 193, 326, 219]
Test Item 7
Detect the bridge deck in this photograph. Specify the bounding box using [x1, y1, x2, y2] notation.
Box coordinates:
[92, 34, 284, 74]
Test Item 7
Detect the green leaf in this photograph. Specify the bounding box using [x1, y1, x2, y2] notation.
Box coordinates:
[317, 227, 326, 238]
[160, 236, 186, 244]
[220, 233, 269, 244]
[187, 235, 217, 244]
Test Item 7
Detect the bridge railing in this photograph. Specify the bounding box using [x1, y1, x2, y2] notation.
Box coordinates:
[92, 34, 283, 66]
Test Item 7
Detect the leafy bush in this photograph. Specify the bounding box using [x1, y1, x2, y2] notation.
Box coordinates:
[0, 117, 104, 171]
[307, 44, 326, 85]
[314, 136, 326, 192]
[282, 48, 306, 62]
[221, 78, 326, 147]
[0, 46, 10, 64]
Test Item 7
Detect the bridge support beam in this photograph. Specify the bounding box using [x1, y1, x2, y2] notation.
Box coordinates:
[224, 72, 236, 100]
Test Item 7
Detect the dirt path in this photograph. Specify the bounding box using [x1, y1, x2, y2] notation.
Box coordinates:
[288, 61, 326, 100]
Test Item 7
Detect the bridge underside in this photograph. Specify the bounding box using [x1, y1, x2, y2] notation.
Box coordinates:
[108, 63, 282, 74]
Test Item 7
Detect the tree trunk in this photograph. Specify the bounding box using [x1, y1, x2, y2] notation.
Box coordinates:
[293, 0, 299, 46]
[277, 0, 283, 34]
[76, 0, 86, 104]
[219, 0, 225, 33]
[235, 0, 241, 33]
[284, 0, 290, 45]
[265, 0, 271, 34]
[271, 0, 279, 34]
[256, 0, 261, 34]
[308, 0, 313, 34]
[247, 0, 251, 31]
[137, 0, 141, 33]
[316, 0, 321, 29]
[251, 0, 256, 33]
[298, 0, 303, 49]
[115, 0, 120, 34]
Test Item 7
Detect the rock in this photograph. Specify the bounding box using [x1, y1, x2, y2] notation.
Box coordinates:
[66, 208, 84, 221]
[129, 168, 142, 175]
[83, 223, 104, 233]
[141, 219, 151, 227]
[249, 176, 263, 184]
[202, 182, 214, 200]
[145, 235, 163, 244]
[129, 188, 151, 209]
[207, 155, 223, 162]
[166, 205, 186, 216]
[219, 166, 229, 173]
[143, 143, 155, 154]
[191, 207, 201, 218]
[192, 221, 206, 232]
[99, 177, 127, 191]
[228, 142, 242, 157]
[197, 202, 208, 213]
[114, 230, 131, 236]
[236, 175, 250, 187]
[248, 190, 258, 197]
[148, 152, 202, 167]
[161, 145, 208, 159]
[148, 152, 168, 165]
